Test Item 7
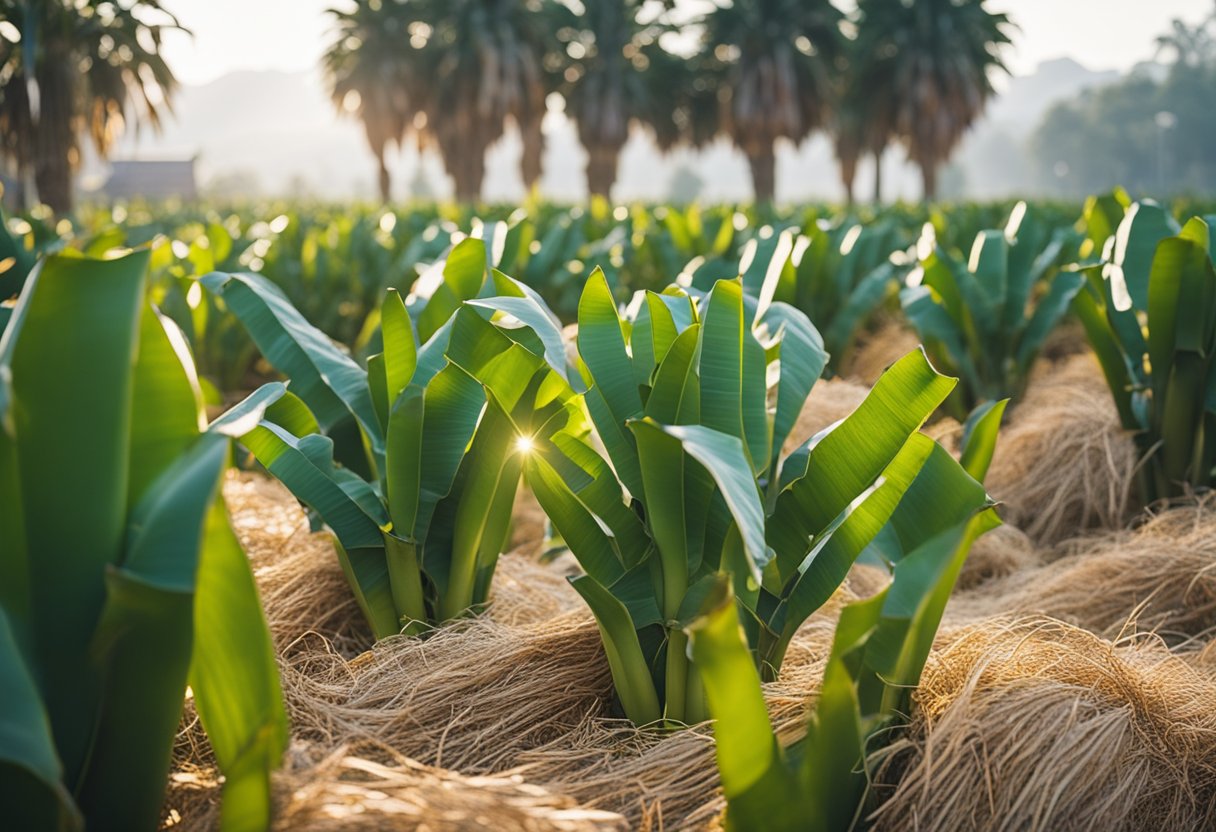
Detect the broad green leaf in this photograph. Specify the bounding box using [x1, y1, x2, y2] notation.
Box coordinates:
[632, 420, 692, 618]
[959, 399, 1008, 482]
[698, 280, 770, 474]
[760, 303, 827, 471]
[1015, 271, 1085, 372]
[242, 422, 385, 548]
[200, 271, 382, 457]
[415, 237, 487, 342]
[569, 575, 661, 725]
[190, 495, 288, 832]
[775, 434, 937, 649]
[862, 509, 1001, 716]
[210, 383, 287, 437]
[526, 443, 628, 586]
[967, 230, 1009, 324]
[0, 609, 79, 832]
[768, 349, 955, 583]
[544, 431, 649, 565]
[578, 269, 644, 495]
[386, 364, 485, 545]
[79, 434, 227, 830]
[631, 420, 769, 582]
[469, 292, 577, 390]
[5, 249, 148, 782]
[686, 580, 802, 832]
[1109, 201, 1180, 311]
[644, 324, 702, 425]
[128, 305, 206, 507]
[440, 396, 525, 617]
[869, 442, 994, 566]
[795, 592, 882, 832]
[381, 289, 417, 402]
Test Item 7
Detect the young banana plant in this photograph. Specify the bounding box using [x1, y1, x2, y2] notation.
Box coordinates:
[684, 404, 1005, 832]
[205, 238, 579, 639]
[1072, 196, 1216, 503]
[504, 267, 985, 727]
[901, 202, 1084, 418]
[0, 250, 286, 832]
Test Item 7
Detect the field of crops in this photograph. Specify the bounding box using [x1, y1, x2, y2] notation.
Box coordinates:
[4, 192, 1216, 831]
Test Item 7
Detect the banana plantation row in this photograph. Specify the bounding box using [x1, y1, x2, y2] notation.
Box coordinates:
[1, 190, 1213, 830]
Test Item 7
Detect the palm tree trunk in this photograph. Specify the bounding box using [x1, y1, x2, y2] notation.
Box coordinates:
[586, 145, 619, 200]
[839, 154, 857, 207]
[33, 157, 72, 214]
[919, 158, 937, 202]
[33, 58, 76, 214]
[377, 154, 391, 203]
[451, 150, 485, 203]
[746, 146, 776, 204]
[872, 148, 883, 204]
[520, 119, 544, 191]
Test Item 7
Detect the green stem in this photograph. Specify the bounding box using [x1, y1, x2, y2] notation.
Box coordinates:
[384, 532, 428, 635]
[759, 626, 794, 683]
[665, 629, 689, 724]
[684, 661, 707, 724]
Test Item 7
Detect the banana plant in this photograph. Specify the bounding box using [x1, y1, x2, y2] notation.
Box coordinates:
[901, 202, 1084, 419]
[511, 268, 983, 726]
[0, 250, 287, 831]
[1072, 199, 1216, 503]
[683, 401, 1003, 832]
[206, 239, 578, 639]
[686, 503, 1000, 832]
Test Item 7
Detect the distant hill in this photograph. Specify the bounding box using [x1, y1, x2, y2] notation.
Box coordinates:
[957, 57, 1122, 198]
[87, 57, 1123, 203]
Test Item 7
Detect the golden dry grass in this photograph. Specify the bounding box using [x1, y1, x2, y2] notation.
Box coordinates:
[872, 619, 1216, 832]
[168, 350, 1216, 831]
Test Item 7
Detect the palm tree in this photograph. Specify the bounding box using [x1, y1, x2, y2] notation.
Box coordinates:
[324, 1, 420, 202]
[833, 4, 902, 205]
[0, 0, 183, 213]
[411, 0, 566, 201]
[851, 0, 1012, 200]
[698, 0, 844, 203]
[560, 0, 688, 198]
[1154, 12, 1216, 68]
[832, 90, 866, 205]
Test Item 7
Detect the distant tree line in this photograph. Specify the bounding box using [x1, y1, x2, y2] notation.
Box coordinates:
[324, 0, 1012, 205]
[0, 0, 1013, 212]
[1031, 5, 1216, 198]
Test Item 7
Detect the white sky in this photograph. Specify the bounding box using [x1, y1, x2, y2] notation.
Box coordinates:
[159, 0, 1216, 87]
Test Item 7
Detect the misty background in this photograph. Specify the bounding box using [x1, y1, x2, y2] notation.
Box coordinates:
[80, 0, 1216, 203]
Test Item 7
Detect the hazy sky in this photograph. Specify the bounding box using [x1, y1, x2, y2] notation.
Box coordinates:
[159, 0, 1215, 87]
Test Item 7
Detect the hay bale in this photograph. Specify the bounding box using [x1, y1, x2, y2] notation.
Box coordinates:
[274, 744, 627, 832]
[955, 523, 1039, 591]
[872, 618, 1216, 832]
[1039, 317, 1091, 365]
[986, 354, 1138, 545]
[198, 471, 1216, 832]
[202, 472, 865, 831]
[225, 471, 371, 656]
[952, 500, 1216, 642]
[163, 741, 626, 832]
[844, 320, 922, 386]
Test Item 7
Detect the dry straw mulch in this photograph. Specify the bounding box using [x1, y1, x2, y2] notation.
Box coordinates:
[168, 356, 1216, 831]
[872, 619, 1216, 832]
[985, 354, 1139, 544]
